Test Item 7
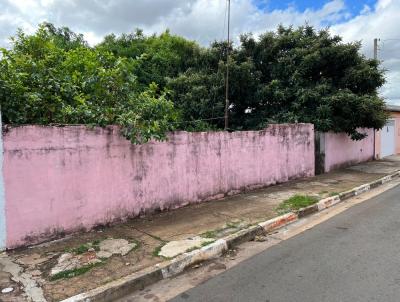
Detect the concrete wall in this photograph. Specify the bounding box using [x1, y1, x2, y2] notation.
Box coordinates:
[0, 115, 6, 251]
[323, 129, 375, 172]
[3, 124, 314, 248]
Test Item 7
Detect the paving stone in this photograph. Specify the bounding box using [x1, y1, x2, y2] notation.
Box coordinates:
[98, 239, 137, 257]
[159, 237, 215, 258]
[50, 253, 81, 276]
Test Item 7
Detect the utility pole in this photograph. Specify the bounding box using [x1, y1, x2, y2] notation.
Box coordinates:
[374, 38, 379, 60]
[373, 38, 379, 160]
[224, 0, 230, 130]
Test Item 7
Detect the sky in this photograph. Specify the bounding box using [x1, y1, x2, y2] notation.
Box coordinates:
[0, 0, 399, 104]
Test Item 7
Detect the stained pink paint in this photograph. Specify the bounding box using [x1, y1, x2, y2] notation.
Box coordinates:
[324, 129, 374, 172]
[3, 124, 314, 248]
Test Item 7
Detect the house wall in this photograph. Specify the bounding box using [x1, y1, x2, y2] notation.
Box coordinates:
[375, 111, 400, 159]
[3, 124, 315, 248]
[323, 129, 375, 172]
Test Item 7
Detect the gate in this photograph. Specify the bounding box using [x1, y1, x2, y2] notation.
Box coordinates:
[381, 120, 396, 158]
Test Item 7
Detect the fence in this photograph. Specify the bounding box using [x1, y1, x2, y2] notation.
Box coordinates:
[315, 129, 375, 173]
[1, 123, 315, 249]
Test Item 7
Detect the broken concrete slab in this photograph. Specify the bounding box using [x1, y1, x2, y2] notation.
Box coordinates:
[50, 239, 137, 276]
[159, 237, 215, 258]
[98, 239, 137, 257]
[50, 253, 81, 276]
[0, 253, 46, 302]
[50, 252, 103, 277]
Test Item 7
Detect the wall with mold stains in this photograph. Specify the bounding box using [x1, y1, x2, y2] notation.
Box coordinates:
[323, 129, 375, 173]
[3, 124, 314, 248]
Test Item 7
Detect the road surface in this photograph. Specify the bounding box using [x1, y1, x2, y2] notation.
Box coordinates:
[170, 184, 400, 302]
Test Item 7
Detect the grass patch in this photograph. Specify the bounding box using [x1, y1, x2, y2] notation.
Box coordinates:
[73, 244, 90, 254]
[328, 192, 339, 197]
[185, 240, 216, 253]
[201, 230, 217, 238]
[65, 239, 103, 255]
[50, 262, 103, 281]
[185, 246, 199, 253]
[276, 195, 319, 213]
[130, 239, 141, 251]
[201, 221, 244, 239]
[225, 221, 242, 229]
[152, 245, 162, 257]
[201, 240, 215, 247]
[152, 242, 168, 258]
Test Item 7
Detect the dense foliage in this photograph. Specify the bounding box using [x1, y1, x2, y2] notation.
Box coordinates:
[238, 26, 388, 139]
[0, 23, 177, 143]
[0, 23, 388, 142]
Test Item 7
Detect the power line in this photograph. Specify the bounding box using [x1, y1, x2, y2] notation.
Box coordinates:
[208, 0, 229, 121]
[221, 0, 228, 42]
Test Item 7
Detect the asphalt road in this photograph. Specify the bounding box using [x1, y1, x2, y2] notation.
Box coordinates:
[170, 184, 400, 302]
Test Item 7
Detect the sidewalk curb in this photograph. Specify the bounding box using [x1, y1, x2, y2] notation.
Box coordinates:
[61, 171, 400, 302]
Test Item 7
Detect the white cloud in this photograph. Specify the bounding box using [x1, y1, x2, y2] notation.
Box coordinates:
[331, 0, 400, 103]
[0, 0, 350, 46]
[0, 0, 399, 103]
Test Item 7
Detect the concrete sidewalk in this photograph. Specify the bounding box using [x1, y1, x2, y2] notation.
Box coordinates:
[1, 156, 400, 302]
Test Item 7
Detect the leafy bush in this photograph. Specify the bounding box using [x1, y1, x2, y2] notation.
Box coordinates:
[0, 23, 388, 142]
[276, 195, 319, 213]
[0, 24, 177, 143]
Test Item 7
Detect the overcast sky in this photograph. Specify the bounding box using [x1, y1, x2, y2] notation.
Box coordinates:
[0, 0, 399, 104]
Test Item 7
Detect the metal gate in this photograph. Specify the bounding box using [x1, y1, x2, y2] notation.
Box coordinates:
[381, 120, 396, 158]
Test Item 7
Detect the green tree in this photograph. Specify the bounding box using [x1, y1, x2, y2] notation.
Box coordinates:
[239, 25, 388, 139]
[97, 30, 201, 89]
[0, 23, 178, 143]
[1, 24, 388, 141]
[166, 41, 262, 130]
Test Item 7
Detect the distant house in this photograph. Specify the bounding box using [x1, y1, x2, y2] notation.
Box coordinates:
[375, 105, 400, 159]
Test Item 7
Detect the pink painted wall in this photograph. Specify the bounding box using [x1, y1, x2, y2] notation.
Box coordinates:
[3, 124, 314, 248]
[324, 129, 374, 172]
